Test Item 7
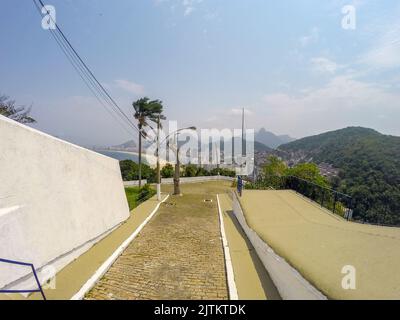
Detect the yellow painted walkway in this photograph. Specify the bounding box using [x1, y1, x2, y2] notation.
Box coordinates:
[240, 190, 400, 300]
[218, 193, 280, 300]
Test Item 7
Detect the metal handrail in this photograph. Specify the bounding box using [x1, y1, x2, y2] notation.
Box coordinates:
[285, 175, 352, 198]
[0, 258, 46, 300]
[284, 175, 354, 219]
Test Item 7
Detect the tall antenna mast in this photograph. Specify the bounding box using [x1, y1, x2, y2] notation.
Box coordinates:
[242, 107, 245, 157]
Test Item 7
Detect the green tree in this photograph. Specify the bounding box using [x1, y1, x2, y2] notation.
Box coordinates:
[161, 163, 174, 178]
[262, 156, 287, 188]
[133, 97, 166, 187]
[119, 160, 156, 182]
[286, 163, 329, 187]
[263, 156, 287, 176]
[0, 95, 36, 124]
[120, 160, 138, 181]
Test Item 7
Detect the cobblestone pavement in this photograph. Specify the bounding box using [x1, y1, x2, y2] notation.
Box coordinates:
[86, 192, 228, 300]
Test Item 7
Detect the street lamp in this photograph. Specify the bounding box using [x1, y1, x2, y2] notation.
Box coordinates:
[156, 126, 196, 199]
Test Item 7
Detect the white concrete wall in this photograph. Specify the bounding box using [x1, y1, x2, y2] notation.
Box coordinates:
[0, 115, 130, 290]
[232, 191, 326, 300]
[161, 176, 234, 185]
[124, 180, 148, 187]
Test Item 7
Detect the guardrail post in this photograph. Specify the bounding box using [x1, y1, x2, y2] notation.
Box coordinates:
[333, 193, 337, 214]
[320, 190, 325, 207]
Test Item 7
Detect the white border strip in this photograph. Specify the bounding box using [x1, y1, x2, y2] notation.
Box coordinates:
[216, 194, 239, 300]
[70, 194, 170, 300]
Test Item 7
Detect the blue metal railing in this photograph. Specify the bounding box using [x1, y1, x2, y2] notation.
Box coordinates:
[0, 258, 46, 300]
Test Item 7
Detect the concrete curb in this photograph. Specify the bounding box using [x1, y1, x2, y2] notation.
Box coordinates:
[216, 194, 238, 300]
[70, 194, 170, 300]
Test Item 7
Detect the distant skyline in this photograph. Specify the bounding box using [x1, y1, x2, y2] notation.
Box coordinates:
[1, 0, 400, 146]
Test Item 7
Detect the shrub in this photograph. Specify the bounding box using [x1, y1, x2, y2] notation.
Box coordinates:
[138, 184, 155, 203]
[184, 164, 198, 177]
[161, 163, 174, 178]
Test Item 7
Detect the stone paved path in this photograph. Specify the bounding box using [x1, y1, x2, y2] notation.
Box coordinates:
[86, 193, 228, 300]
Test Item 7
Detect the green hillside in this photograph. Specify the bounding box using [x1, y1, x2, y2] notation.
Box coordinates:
[279, 127, 400, 225]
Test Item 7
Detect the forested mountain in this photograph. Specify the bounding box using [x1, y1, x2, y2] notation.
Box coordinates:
[279, 127, 400, 225]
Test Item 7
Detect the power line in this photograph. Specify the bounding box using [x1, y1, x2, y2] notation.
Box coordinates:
[33, 0, 137, 132]
[32, 0, 153, 142]
[32, 1, 134, 135]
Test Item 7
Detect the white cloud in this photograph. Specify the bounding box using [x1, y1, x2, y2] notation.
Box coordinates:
[204, 11, 218, 20]
[156, 0, 203, 17]
[182, 0, 203, 16]
[311, 57, 342, 74]
[184, 6, 195, 16]
[261, 75, 400, 136]
[114, 80, 145, 95]
[299, 27, 319, 47]
[360, 22, 400, 69]
[263, 75, 397, 112]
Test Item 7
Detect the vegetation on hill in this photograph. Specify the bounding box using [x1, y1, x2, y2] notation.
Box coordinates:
[247, 156, 329, 190]
[247, 156, 352, 218]
[279, 127, 400, 225]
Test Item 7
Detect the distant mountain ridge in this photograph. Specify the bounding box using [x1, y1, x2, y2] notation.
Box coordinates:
[255, 128, 296, 149]
[112, 140, 137, 151]
[279, 127, 400, 225]
[111, 129, 294, 152]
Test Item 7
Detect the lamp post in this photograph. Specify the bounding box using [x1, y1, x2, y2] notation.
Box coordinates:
[173, 130, 181, 196]
[157, 126, 196, 198]
[156, 116, 161, 200]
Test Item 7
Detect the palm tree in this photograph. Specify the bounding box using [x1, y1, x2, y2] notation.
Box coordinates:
[133, 97, 166, 188]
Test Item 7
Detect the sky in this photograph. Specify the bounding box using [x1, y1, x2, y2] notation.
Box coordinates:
[1, 0, 400, 146]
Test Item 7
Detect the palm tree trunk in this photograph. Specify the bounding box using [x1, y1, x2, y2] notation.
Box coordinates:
[138, 127, 142, 188]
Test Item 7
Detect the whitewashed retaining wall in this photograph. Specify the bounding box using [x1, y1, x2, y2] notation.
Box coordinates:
[124, 180, 148, 187]
[161, 176, 234, 185]
[0, 115, 130, 290]
[232, 191, 326, 300]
